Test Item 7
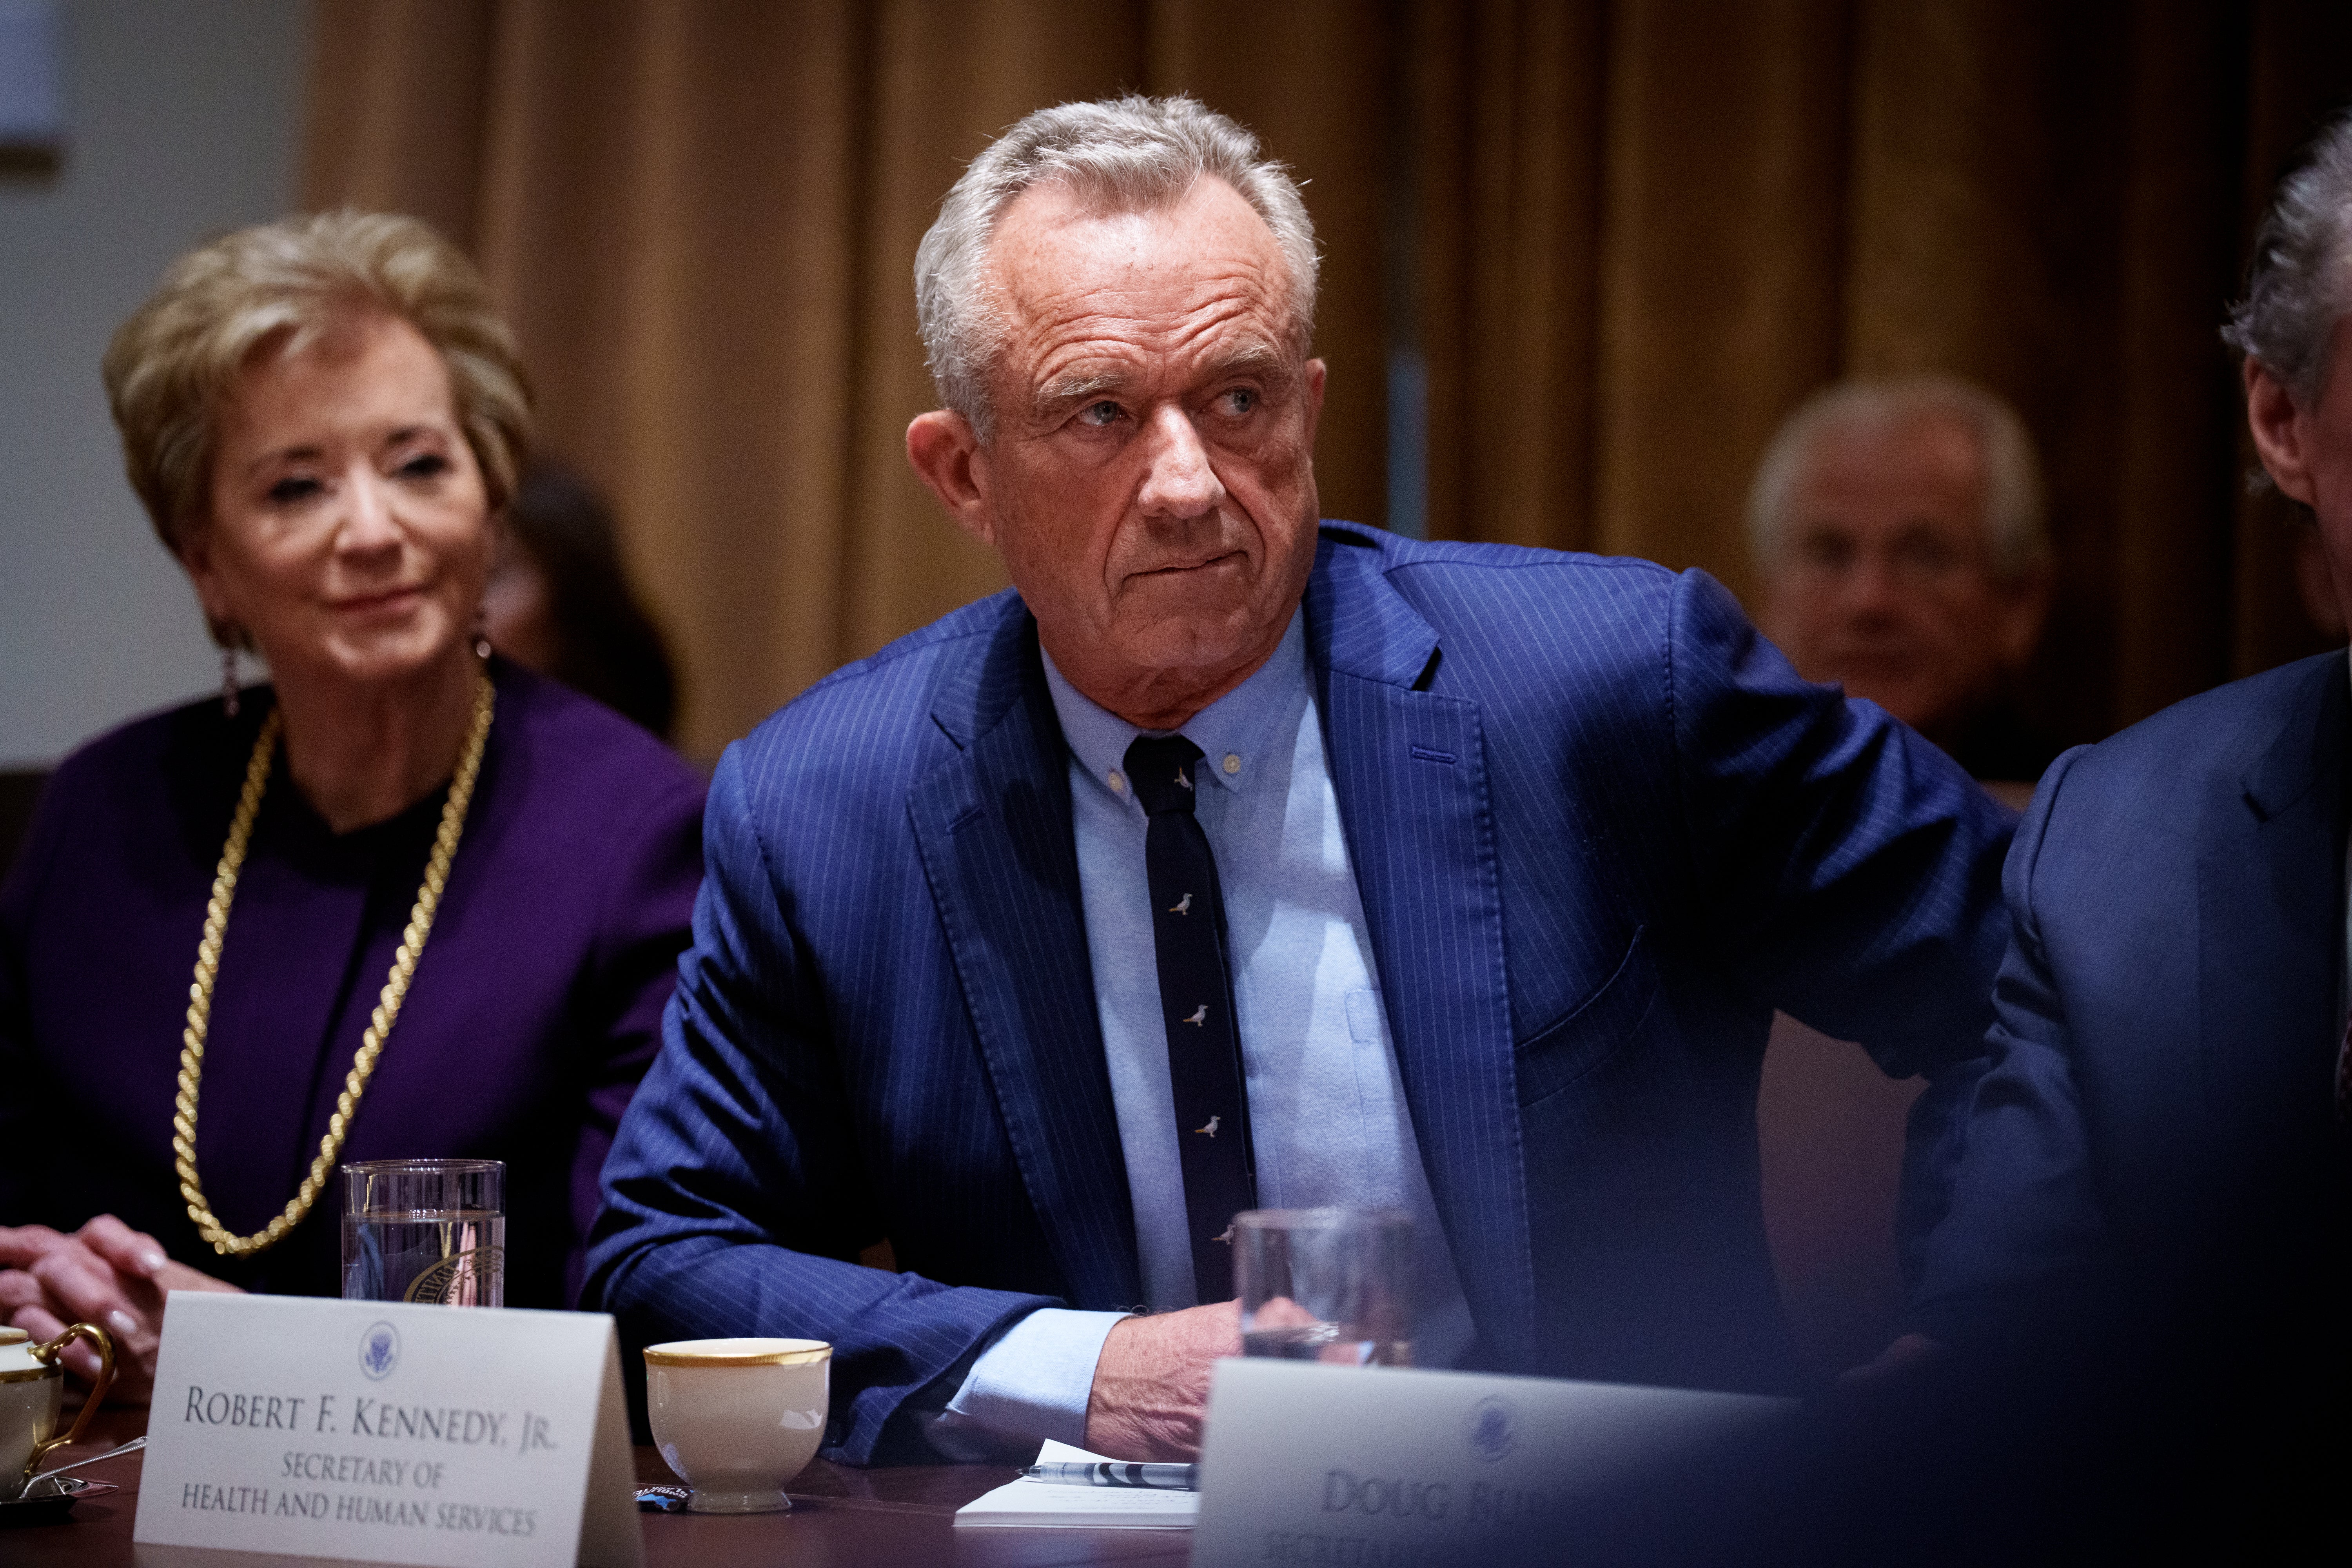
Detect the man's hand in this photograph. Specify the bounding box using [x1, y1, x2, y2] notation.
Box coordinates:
[1082, 1299, 1240, 1460]
[0, 1216, 240, 1405]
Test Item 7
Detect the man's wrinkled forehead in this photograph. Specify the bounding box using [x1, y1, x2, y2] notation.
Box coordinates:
[982, 177, 1303, 355]
[1802, 405, 1986, 478]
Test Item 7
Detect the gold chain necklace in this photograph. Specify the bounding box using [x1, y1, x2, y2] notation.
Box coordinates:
[172, 667, 496, 1257]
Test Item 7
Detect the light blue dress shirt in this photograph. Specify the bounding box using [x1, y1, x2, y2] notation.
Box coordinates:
[936, 612, 1473, 1452]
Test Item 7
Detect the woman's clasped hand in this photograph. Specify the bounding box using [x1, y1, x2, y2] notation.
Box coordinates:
[0, 1216, 239, 1404]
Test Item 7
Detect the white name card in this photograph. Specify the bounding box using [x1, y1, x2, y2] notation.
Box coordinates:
[134, 1293, 642, 1568]
[1192, 1359, 1798, 1567]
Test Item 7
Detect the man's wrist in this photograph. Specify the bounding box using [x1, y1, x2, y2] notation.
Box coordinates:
[929, 1307, 1131, 1457]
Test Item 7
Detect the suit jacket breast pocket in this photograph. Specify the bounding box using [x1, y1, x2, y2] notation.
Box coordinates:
[1515, 927, 1661, 1109]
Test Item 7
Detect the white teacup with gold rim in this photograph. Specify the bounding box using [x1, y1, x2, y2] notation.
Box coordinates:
[644, 1338, 830, 1514]
[1, 1321, 117, 1501]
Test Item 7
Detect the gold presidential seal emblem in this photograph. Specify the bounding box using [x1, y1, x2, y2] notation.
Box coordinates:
[402, 1246, 504, 1305]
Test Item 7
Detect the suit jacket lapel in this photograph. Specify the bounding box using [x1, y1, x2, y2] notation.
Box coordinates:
[907, 604, 1143, 1310]
[1306, 533, 1538, 1369]
[2198, 653, 2348, 1185]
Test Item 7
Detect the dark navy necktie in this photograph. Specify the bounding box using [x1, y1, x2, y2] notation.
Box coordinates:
[1124, 733, 1256, 1301]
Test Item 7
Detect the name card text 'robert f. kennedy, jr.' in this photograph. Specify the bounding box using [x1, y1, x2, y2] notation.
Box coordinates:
[134, 1293, 641, 1568]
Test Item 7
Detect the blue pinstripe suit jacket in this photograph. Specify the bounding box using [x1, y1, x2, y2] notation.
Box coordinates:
[585, 524, 2015, 1464]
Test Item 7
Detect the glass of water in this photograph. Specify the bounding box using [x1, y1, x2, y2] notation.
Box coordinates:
[1234, 1208, 1413, 1367]
[341, 1159, 505, 1306]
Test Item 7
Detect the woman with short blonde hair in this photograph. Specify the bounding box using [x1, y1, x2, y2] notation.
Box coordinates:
[108, 210, 532, 562]
[0, 212, 704, 1403]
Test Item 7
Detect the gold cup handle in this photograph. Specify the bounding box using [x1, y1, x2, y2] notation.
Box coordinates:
[22, 1322, 118, 1485]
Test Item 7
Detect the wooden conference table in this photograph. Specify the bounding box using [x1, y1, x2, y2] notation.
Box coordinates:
[6, 1408, 1193, 1568]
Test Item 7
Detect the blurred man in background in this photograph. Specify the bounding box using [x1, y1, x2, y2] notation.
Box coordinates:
[1751, 377, 2056, 799]
[1745, 377, 2056, 1388]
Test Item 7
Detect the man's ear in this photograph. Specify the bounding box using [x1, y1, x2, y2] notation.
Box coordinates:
[1301, 358, 1328, 451]
[907, 410, 995, 547]
[2246, 358, 2318, 507]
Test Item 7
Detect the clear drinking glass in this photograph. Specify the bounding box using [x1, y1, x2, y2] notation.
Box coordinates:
[1234, 1207, 1413, 1367]
[340, 1159, 505, 1306]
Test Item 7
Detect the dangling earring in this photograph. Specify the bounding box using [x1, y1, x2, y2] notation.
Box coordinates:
[220, 646, 241, 720]
[473, 602, 493, 662]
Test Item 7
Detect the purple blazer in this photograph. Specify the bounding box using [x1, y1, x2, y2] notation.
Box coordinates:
[0, 660, 704, 1307]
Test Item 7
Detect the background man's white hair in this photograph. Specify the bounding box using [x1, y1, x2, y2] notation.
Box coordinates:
[913, 94, 1320, 441]
[1747, 375, 2051, 580]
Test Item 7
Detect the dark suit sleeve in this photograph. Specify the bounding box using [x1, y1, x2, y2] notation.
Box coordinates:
[582, 749, 1054, 1465]
[561, 769, 706, 1307]
[0, 773, 66, 1220]
[0, 883, 36, 1224]
[1898, 747, 2107, 1348]
[1669, 570, 2014, 1066]
[1666, 570, 2016, 1265]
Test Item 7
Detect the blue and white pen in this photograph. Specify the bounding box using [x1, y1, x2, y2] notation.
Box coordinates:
[1019, 1461, 1199, 1492]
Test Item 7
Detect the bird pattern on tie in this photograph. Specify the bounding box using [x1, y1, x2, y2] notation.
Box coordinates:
[1125, 732, 1255, 1302]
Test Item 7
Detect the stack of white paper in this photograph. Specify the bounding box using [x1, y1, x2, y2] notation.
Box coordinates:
[953, 1440, 1199, 1530]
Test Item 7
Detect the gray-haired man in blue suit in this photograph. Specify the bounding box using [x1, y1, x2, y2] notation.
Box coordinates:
[1875, 113, 2352, 1554]
[585, 95, 2016, 1466]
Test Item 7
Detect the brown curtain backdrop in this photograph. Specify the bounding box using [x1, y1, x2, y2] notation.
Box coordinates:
[305, 0, 2352, 762]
